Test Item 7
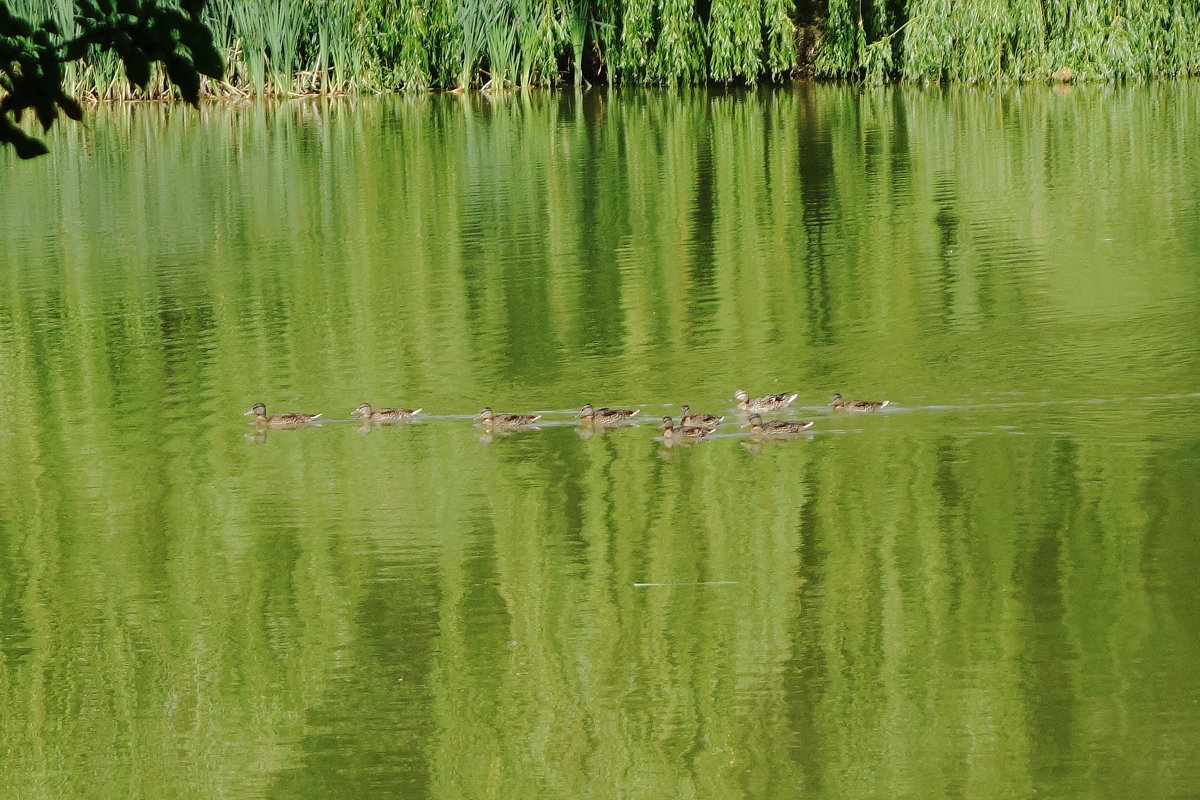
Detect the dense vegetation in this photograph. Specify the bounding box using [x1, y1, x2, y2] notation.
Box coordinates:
[5, 0, 1200, 95]
[822, 0, 1200, 82]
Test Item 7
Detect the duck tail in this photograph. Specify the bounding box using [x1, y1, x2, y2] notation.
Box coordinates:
[629, 409, 641, 417]
[310, 413, 323, 420]
[880, 401, 890, 408]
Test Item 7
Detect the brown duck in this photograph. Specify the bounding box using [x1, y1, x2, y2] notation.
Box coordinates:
[733, 389, 799, 412]
[577, 403, 640, 424]
[829, 393, 889, 412]
[352, 403, 422, 422]
[476, 407, 542, 428]
[659, 416, 716, 441]
[744, 413, 814, 435]
[679, 405, 723, 428]
[244, 403, 322, 427]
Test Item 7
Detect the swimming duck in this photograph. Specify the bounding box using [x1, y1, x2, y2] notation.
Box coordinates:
[659, 416, 716, 440]
[577, 403, 640, 424]
[352, 403, 422, 422]
[733, 389, 799, 412]
[744, 413, 814, 435]
[476, 407, 542, 428]
[243, 403, 322, 427]
[829, 393, 889, 412]
[679, 405, 723, 428]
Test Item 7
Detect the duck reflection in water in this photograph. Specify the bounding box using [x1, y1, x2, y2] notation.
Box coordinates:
[475, 425, 542, 444]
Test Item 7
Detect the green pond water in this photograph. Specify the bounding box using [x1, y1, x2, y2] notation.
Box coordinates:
[1, 84, 1199, 799]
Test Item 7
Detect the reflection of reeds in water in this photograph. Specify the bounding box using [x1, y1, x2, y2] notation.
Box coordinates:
[9, 85, 1200, 406]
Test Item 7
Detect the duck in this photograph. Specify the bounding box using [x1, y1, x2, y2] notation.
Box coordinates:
[475, 407, 541, 428]
[744, 413, 814, 435]
[679, 405, 723, 428]
[352, 403, 422, 422]
[243, 403, 322, 427]
[829, 393, 889, 412]
[659, 416, 716, 441]
[577, 403, 640, 424]
[733, 389, 799, 412]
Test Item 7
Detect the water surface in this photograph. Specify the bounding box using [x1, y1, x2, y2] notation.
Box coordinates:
[2, 84, 1199, 799]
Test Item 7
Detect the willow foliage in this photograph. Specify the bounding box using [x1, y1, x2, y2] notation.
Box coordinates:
[652, 0, 703, 82]
[708, 0, 761, 82]
[824, 0, 1200, 82]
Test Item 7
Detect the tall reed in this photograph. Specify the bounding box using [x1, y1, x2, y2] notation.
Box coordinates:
[7, 0, 1199, 94]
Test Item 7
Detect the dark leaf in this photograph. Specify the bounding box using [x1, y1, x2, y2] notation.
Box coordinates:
[65, 38, 90, 61]
[36, 99, 57, 130]
[8, 16, 34, 37]
[124, 53, 150, 88]
[166, 54, 200, 104]
[59, 94, 84, 121]
[42, 18, 61, 37]
[187, 38, 223, 79]
[14, 133, 51, 159]
[112, 29, 133, 54]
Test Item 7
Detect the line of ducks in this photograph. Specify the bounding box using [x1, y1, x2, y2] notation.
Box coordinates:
[244, 391, 889, 440]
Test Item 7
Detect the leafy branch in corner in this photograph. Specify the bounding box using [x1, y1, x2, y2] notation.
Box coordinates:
[1, 0, 223, 159]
